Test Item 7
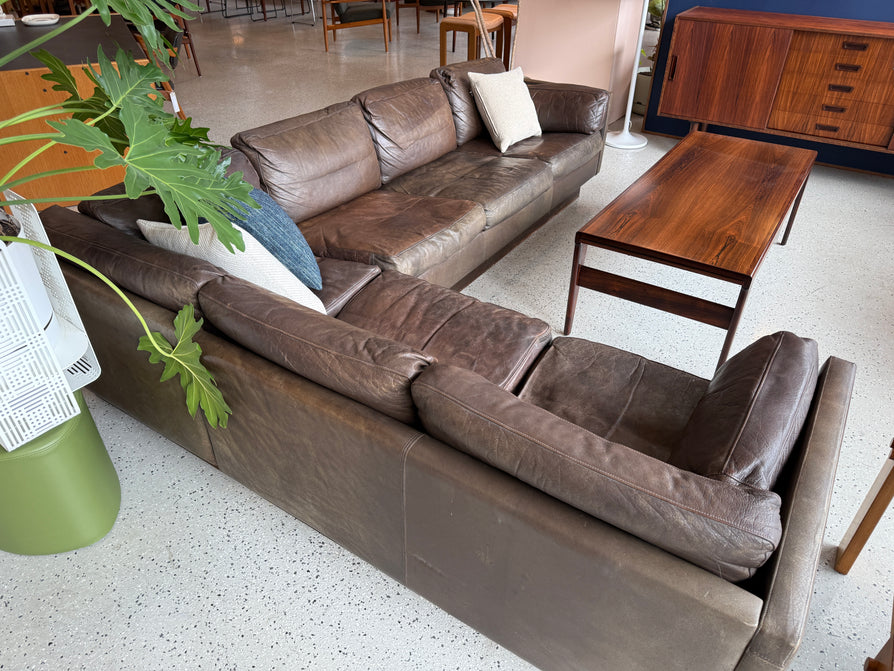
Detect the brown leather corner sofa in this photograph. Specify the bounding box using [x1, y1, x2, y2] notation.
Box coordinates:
[41, 59, 855, 671]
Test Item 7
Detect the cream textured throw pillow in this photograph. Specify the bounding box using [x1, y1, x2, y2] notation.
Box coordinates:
[137, 219, 326, 313]
[468, 67, 542, 152]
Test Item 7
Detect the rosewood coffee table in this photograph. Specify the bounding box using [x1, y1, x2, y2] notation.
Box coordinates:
[564, 131, 816, 368]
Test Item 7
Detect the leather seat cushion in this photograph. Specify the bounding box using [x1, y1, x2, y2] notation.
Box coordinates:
[411, 363, 784, 582]
[353, 78, 457, 183]
[382, 150, 552, 229]
[670, 332, 819, 491]
[459, 132, 602, 181]
[230, 101, 382, 224]
[334, 1, 390, 21]
[518, 338, 709, 462]
[299, 191, 486, 277]
[338, 270, 551, 391]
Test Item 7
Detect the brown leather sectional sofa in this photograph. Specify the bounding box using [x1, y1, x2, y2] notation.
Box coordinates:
[40, 60, 856, 670]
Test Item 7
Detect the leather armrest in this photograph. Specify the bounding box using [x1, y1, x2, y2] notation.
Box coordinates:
[525, 80, 610, 135]
[736, 356, 856, 671]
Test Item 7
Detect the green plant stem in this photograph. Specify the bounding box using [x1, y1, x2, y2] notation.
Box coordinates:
[1, 165, 102, 192]
[0, 7, 97, 69]
[1, 189, 157, 207]
[0, 105, 68, 131]
[0, 104, 111, 132]
[0, 235, 169, 357]
[0, 134, 61, 147]
[1, 141, 57, 186]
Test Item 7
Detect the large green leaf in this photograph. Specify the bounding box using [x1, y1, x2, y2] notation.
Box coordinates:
[92, 0, 201, 63]
[46, 117, 124, 169]
[38, 48, 255, 249]
[138, 305, 231, 429]
[35, 47, 168, 153]
[117, 100, 253, 251]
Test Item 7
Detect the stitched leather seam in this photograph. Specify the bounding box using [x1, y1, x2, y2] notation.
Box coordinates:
[719, 335, 784, 475]
[400, 433, 424, 583]
[604, 358, 646, 442]
[417, 380, 778, 542]
[499, 324, 552, 389]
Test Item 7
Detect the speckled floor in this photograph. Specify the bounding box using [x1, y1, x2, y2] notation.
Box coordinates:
[2, 8, 892, 671]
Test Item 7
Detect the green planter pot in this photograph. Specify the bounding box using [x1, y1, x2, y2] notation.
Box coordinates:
[0, 391, 120, 555]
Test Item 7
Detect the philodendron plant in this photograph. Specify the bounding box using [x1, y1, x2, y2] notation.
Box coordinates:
[0, 0, 258, 428]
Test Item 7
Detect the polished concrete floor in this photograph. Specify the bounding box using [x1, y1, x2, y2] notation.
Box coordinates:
[2, 7, 893, 670]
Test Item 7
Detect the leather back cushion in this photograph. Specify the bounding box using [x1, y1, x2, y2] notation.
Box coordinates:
[670, 332, 819, 491]
[352, 78, 457, 183]
[412, 363, 783, 582]
[230, 101, 382, 223]
[77, 147, 262, 236]
[430, 58, 506, 145]
[42, 205, 225, 316]
[199, 275, 432, 425]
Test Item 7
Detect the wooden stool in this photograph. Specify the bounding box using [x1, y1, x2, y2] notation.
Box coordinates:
[835, 438, 894, 574]
[439, 12, 503, 66]
[484, 4, 517, 69]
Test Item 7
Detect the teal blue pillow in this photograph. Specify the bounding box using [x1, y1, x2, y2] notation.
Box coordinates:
[235, 188, 322, 290]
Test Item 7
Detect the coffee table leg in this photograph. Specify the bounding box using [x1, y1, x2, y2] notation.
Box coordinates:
[564, 242, 587, 335]
[717, 280, 751, 368]
[780, 175, 810, 245]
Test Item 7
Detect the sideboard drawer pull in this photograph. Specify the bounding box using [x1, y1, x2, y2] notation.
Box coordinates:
[822, 104, 847, 113]
[668, 55, 677, 81]
[835, 63, 862, 72]
[815, 123, 841, 133]
[842, 41, 869, 51]
[828, 84, 854, 93]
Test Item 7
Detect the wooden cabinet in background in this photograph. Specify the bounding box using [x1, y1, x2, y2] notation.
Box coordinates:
[658, 8, 894, 154]
[0, 16, 143, 210]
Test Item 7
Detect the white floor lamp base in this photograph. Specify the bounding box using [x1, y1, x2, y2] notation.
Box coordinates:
[605, 128, 648, 150]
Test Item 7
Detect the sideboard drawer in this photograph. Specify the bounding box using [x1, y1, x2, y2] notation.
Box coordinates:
[776, 32, 894, 105]
[768, 111, 893, 147]
[771, 92, 894, 126]
[784, 32, 893, 77]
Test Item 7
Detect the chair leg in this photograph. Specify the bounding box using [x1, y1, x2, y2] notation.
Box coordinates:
[183, 26, 201, 76]
[439, 23, 448, 66]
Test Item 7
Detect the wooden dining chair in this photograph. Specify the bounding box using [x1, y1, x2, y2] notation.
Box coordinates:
[416, 0, 447, 30]
[172, 12, 201, 76]
[393, 0, 417, 30]
[321, 0, 391, 51]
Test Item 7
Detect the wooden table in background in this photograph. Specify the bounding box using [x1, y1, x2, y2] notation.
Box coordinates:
[0, 16, 143, 209]
[564, 131, 816, 368]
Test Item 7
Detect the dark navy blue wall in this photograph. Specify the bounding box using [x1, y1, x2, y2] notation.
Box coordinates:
[644, 1, 894, 175]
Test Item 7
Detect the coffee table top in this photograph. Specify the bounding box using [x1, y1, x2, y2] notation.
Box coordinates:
[578, 132, 816, 281]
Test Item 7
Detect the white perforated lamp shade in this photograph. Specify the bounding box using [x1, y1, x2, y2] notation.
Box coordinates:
[0, 191, 101, 451]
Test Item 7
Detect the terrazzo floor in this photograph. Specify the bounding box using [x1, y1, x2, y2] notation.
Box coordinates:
[2, 7, 893, 670]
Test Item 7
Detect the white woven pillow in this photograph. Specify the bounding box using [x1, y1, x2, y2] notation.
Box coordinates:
[137, 219, 326, 314]
[468, 67, 542, 152]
